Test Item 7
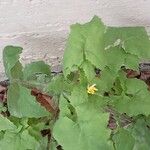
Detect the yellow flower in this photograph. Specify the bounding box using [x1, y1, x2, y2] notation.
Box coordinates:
[87, 84, 98, 94]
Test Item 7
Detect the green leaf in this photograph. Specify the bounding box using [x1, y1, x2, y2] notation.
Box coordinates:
[131, 118, 150, 150]
[113, 78, 123, 95]
[49, 139, 59, 150]
[75, 97, 107, 122]
[0, 132, 4, 141]
[58, 94, 77, 124]
[0, 104, 7, 112]
[88, 94, 108, 110]
[83, 16, 106, 69]
[36, 136, 48, 150]
[69, 85, 88, 107]
[105, 27, 147, 46]
[8, 117, 28, 129]
[113, 128, 135, 150]
[23, 61, 51, 80]
[53, 113, 113, 150]
[57, 94, 71, 117]
[10, 61, 23, 80]
[111, 78, 150, 116]
[104, 46, 139, 72]
[105, 46, 126, 72]
[0, 115, 16, 131]
[28, 122, 45, 141]
[0, 130, 39, 150]
[3, 17, 150, 150]
[54, 91, 113, 150]
[3, 46, 23, 79]
[112, 91, 150, 116]
[63, 16, 106, 77]
[81, 60, 95, 81]
[94, 67, 117, 94]
[125, 36, 150, 59]
[63, 23, 84, 77]
[124, 53, 139, 70]
[0, 116, 50, 150]
[46, 74, 73, 95]
[104, 27, 150, 59]
[7, 83, 49, 118]
[117, 70, 127, 92]
[125, 78, 148, 94]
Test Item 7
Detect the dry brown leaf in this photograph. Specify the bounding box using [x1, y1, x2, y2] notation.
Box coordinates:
[31, 88, 58, 114]
[126, 69, 140, 78]
[0, 85, 7, 102]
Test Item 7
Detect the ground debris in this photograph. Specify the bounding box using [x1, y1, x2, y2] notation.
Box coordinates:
[31, 88, 59, 115]
[0, 85, 7, 102]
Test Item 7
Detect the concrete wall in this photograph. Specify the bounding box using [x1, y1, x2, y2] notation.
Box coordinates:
[0, 0, 150, 79]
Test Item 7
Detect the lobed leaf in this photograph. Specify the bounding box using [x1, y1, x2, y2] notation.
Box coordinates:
[23, 61, 51, 80]
[0, 115, 16, 131]
[104, 27, 150, 59]
[131, 118, 150, 150]
[63, 16, 106, 77]
[113, 128, 135, 150]
[7, 83, 49, 118]
[3, 46, 23, 80]
[53, 113, 113, 150]
[0, 130, 39, 150]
